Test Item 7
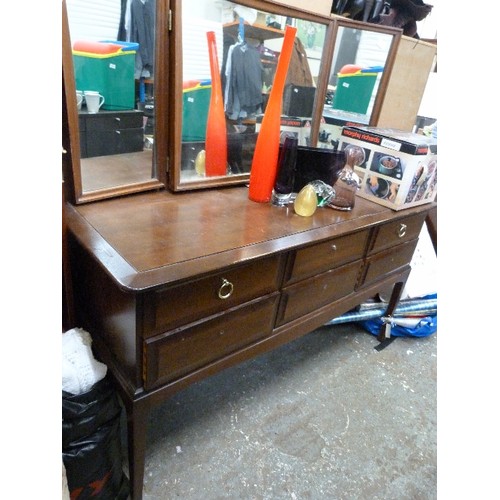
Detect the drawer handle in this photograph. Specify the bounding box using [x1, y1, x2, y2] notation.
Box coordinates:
[331, 244, 337, 251]
[397, 223, 407, 238]
[218, 278, 234, 299]
[114, 117, 121, 122]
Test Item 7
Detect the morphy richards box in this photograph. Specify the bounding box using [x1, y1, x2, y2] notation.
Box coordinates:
[339, 126, 437, 210]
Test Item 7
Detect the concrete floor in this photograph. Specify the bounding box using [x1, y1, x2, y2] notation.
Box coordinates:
[135, 322, 436, 499]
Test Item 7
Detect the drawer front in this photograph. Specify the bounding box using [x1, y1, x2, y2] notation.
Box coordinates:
[84, 112, 144, 131]
[143, 294, 280, 390]
[277, 260, 363, 326]
[369, 212, 426, 256]
[361, 238, 419, 287]
[286, 229, 369, 285]
[86, 128, 144, 157]
[143, 255, 283, 338]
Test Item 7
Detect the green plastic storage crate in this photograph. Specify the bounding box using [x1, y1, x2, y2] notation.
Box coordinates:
[332, 73, 377, 115]
[73, 46, 136, 111]
[182, 81, 211, 141]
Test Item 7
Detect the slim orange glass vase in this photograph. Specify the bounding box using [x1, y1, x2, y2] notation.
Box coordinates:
[248, 25, 297, 202]
[205, 31, 227, 177]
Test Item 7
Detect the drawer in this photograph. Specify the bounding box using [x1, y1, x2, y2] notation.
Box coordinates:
[285, 229, 369, 285]
[85, 128, 144, 157]
[143, 294, 280, 390]
[360, 238, 419, 287]
[368, 212, 426, 256]
[84, 111, 144, 132]
[143, 255, 283, 338]
[276, 260, 363, 326]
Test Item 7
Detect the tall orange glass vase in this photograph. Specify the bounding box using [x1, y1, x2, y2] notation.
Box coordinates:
[248, 25, 297, 202]
[205, 31, 227, 176]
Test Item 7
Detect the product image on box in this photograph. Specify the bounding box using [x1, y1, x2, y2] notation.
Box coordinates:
[73, 40, 138, 111]
[366, 175, 399, 202]
[404, 158, 437, 204]
[370, 151, 403, 179]
[339, 126, 437, 211]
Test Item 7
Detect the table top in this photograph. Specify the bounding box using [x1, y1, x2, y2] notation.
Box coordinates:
[66, 187, 434, 291]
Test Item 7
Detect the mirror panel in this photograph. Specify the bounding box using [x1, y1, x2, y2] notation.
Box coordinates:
[63, 0, 166, 204]
[169, 0, 330, 191]
[313, 18, 401, 150]
[63, 1, 401, 201]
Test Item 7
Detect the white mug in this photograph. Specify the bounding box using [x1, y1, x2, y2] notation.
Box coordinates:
[76, 90, 83, 111]
[84, 91, 105, 113]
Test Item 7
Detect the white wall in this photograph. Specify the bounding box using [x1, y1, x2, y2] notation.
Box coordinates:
[66, 0, 121, 43]
[417, 0, 438, 39]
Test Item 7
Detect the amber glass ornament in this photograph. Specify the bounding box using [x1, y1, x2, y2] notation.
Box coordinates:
[294, 184, 317, 216]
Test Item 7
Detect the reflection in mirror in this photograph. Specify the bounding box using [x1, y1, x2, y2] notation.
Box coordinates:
[65, 0, 161, 198]
[327, 26, 392, 124]
[316, 22, 400, 150]
[176, 0, 327, 188]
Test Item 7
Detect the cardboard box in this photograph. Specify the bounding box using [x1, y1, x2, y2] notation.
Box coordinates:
[255, 115, 312, 146]
[339, 126, 437, 210]
[318, 113, 366, 148]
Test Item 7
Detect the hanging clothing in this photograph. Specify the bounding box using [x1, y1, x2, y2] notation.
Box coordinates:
[285, 37, 314, 88]
[225, 42, 264, 120]
[129, 0, 156, 78]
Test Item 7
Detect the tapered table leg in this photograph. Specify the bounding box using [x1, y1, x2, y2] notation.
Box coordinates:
[127, 401, 150, 500]
[377, 280, 405, 342]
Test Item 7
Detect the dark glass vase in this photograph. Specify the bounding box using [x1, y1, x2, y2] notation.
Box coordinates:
[271, 136, 298, 206]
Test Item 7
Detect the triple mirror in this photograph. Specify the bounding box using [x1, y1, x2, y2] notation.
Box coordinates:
[62, 0, 401, 203]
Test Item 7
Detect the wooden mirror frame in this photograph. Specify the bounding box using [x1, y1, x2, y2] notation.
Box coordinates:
[167, 0, 334, 192]
[62, 0, 168, 205]
[310, 16, 402, 146]
[62, 1, 402, 203]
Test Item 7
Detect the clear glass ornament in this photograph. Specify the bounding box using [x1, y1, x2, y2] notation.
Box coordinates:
[328, 146, 361, 211]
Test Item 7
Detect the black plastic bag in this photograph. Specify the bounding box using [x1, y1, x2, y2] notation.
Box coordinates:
[62, 374, 129, 500]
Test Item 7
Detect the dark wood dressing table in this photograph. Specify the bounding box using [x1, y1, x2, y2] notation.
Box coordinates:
[65, 187, 434, 499]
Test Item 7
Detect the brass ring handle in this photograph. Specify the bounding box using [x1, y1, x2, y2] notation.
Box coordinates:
[218, 278, 234, 299]
[397, 223, 407, 238]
